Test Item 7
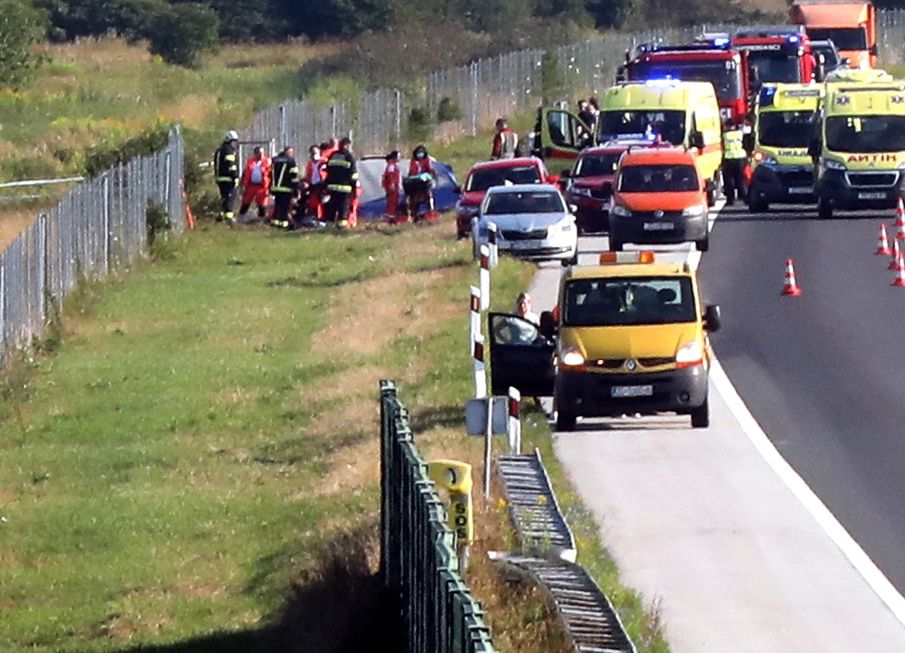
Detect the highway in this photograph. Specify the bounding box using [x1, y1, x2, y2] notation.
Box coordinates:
[527, 203, 905, 651]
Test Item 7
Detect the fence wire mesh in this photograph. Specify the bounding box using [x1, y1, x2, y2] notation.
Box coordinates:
[0, 127, 184, 362]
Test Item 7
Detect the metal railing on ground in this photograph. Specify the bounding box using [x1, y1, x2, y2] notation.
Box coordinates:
[0, 127, 185, 362]
[380, 380, 497, 653]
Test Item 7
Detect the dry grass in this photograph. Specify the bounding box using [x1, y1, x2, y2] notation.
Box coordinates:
[0, 209, 39, 250]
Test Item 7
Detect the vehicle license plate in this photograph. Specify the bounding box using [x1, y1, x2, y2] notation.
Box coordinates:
[788, 187, 811, 194]
[858, 192, 886, 200]
[611, 385, 653, 398]
[510, 240, 536, 249]
[643, 222, 674, 231]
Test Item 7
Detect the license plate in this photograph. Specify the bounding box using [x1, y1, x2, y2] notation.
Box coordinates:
[858, 192, 887, 200]
[788, 187, 811, 195]
[611, 385, 653, 398]
[643, 222, 675, 231]
[509, 240, 537, 249]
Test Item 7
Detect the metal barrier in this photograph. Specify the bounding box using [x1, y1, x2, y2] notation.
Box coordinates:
[0, 126, 185, 363]
[380, 380, 498, 653]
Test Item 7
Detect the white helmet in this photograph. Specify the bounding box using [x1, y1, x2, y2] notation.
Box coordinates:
[224, 130, 239, 142]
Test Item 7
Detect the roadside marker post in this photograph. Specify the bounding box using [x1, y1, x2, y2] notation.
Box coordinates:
[469, 286, 481, 356]
[479, 245, 491, 311]
[507, 387, 521, 455]
[473, 333, 487, 399]
[487, 222, 499, 268]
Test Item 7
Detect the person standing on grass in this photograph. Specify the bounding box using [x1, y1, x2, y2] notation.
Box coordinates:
[270, 146, 300, 228]
[213, 130, 240, 223]
[238, 146, 271, 223]
[299, 144, 326, 224]
[491, 118, 518, 160]
[383, 150, 402, 223]
[324, 137, 358, 228]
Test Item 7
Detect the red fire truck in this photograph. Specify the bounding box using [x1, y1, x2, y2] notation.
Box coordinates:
[733, 27, 819, 92]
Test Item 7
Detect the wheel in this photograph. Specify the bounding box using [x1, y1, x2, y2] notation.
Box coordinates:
[696, 235, 709, 252]
[690, 397, 710, 429]
[747, 192, 768, 213]
[608, 238, 623, 252]
[561, 250, 578, 267]
[555, 408, 577, 432]
[817, 196, 833, 220]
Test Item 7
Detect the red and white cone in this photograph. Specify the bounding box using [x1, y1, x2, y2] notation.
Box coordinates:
[782, 258, 803, 296]
[891, 239, 903, 271]
[893, 251, 905, 287]
[877, 223, 893, 255]
[895, 198, 905, 241]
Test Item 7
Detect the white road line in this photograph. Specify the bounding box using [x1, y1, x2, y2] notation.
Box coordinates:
[695, 200, 905, 627]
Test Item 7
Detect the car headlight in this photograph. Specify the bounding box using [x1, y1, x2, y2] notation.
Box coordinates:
[611, 204, 632, 217]
[571, 187, 593, 197]
[560, 347, 585, 367]
[823, 159, 846, 171]
[682, 204, 706, 217]
[675, 340, 703, 368]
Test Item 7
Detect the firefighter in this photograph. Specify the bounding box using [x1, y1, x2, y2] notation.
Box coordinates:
[299, 144, 325, 225]
[213, 130, 240, 223]
[382, 150, 402, 223]
[406, 144, 437, 222]
[722, 121, 747, 206]
[491, 118, 518, 160]
[324, 136, 358, 228]
[270, 146, 300, 228]
[238, 146, 271, 223]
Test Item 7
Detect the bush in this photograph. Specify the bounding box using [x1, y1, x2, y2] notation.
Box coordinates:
[0, 0, 47, 89]
[84, 124, 170, 177]
[407, 106, 431, 142]
[437, 97, 462, 123]
[145, 199, 170, 247]
[146, 3, 219, 68]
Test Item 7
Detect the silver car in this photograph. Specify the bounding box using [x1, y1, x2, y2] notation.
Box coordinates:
[473, 184, 578, 266]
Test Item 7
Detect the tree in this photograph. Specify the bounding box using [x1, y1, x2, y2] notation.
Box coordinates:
[146, 3, 219, 68]
[0, 0, 47, 89]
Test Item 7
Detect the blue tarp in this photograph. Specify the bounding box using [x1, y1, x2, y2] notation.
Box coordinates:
[355, 156, 461, 219]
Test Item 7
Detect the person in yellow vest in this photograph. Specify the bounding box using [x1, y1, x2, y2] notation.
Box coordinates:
[270, 146, 300, 228]
[722, 122, 747, 206]
[213, 130, 239, 223]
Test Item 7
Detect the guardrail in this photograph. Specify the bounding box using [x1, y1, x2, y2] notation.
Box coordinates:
[0, 126, 185, 363]
[380, 380, 498, 653]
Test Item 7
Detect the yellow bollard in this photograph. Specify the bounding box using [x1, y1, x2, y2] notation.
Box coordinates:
[427, 459, 474, 546]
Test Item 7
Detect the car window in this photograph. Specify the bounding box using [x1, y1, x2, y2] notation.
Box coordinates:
[618, 164, 699, 193]
[467, 166, 542, 191]
[563, 277, 696, 326]
[575, 153, 622, 177]
[485, 191, 564, 215]
[491, 314, 545, 346]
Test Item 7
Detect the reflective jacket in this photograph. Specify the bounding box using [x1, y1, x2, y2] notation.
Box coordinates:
[214, 142, 239, 183]
[723, 129, 747, 161]
[271, 153, 300, 194]
[491, 128, 519, 159]
[326, 150, 359, 194]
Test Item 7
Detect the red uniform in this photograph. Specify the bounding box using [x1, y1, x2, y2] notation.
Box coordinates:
[407, 157, 438, 223]
[302, 159, 326, 218]
[382, 161, 402, 222]
[240, 155, 272, 210]
[408, 157, 435, 177]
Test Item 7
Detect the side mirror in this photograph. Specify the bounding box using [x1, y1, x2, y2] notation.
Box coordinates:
[568, 203, 578, 213]
[453, 185, 462, 194]
[742, 132, 755, 154]
[539, 311, 557, 339]
[704, 304, 722, 332]
[841, 57, 851, 67]
[690, 131, 705, 150]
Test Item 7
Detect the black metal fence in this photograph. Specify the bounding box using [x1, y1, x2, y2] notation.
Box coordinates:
[380, 380, 497, 653]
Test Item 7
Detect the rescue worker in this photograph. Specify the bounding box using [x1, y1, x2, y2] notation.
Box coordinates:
[322, 137, 340, 162]
[213, 130, 240, 223]
[491, 118, 518, 160]
[722, 121, 747, 206]
[324, 136, 358, 228]
[382, 150, 402, 223]
[407, 144, 437, 222]
[270, 146, 300, 228]
[238, 146, 271, 223]
[299, 144, 325, 225]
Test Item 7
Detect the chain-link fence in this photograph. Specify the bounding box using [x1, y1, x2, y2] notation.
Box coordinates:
[0, 127, 185, 362]
[243, 12, 905, 158]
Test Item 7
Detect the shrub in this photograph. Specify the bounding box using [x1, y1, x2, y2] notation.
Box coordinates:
[146, 3, 219, 68]
[0, 0, 47, 89]
[145, 199, 169, 247]
[407, 106, 431, 142]
[84, 124, 170, 177]
[437, 97, 462, 123]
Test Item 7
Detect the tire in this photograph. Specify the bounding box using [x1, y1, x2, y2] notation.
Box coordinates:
[696, 234, 709, 252]
[748, 192, 768, 213]
[690, 397, 710, 429]
[561, 250, 578, 267]
[555, 408, 577, 432]
[817, 196, 833, 220]
[608, 238, 623, 252]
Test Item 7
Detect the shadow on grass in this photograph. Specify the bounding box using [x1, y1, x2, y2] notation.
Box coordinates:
[410, 404, 464, 432]
[112, 530, 398, 653]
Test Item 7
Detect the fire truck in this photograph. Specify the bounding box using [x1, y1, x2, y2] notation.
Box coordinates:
[733, 27, 819, 93]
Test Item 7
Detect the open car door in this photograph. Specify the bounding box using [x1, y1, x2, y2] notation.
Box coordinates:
[488, 312, 555, 397]
[536, 108, 594, 163]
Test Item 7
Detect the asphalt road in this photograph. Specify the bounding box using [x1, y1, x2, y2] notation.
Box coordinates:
[527, 206, 905, 651]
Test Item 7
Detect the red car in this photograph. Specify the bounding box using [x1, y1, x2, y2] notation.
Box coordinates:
[564, 139, 651, 234]
[455, 157, 558, 239]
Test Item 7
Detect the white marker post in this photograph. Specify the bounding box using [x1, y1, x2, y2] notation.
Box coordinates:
[472, 333, 487, 399]
[507, 387, 521, 455]
[479, 245, 491, 311]
[487, 222, 499, 268]
[469, 285, 481, 356]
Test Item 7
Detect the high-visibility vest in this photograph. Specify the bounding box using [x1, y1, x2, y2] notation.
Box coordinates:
[723, 129, 746, 161]
[271, 154, 299, 194]
[214, 142, 239, 183]
[326, 150, 358, 193]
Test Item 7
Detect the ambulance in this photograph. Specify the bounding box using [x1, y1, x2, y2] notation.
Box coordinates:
[746, 83, 822, 211]
[812, 80, 905, 219]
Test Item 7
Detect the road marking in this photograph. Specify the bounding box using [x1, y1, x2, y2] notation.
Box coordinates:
[695, 201, 905, 627]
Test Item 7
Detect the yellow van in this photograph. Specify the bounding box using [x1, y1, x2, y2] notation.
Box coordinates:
[813, 80, 905, 218]
[747, 83, 822, 211]
[487, 252, 722, 430]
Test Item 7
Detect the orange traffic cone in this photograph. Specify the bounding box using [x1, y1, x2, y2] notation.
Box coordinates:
[893, 251, 905, 287]
[891, 240, 903, 271]
[896, 199, 905, 241]
[877, 223, 893, 255]
[782, 258, 803, 296]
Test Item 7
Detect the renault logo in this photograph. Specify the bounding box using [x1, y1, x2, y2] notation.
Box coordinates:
[654, 210, 664, 218]
[626, 359, 637, 371]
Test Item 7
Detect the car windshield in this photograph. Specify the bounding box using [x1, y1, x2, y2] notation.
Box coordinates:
[825, 115, 905, 153]
[563, 277, 696, 327]
[807, 28, 867, 52]
[628, 61, 741, 101]
[484, 190, 564, 214]
[574, 153, 622, 177]
[748, 52, 801, 84]
[618, 164, 699, 192]
[467, 166, 541, 191]
[758, 111, 815, 148]
[600, 110, 686, 146]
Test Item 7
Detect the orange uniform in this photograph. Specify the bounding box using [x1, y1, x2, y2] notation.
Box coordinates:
[240, 154, 272, 217]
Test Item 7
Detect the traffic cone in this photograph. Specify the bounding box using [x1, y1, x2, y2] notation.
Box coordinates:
[782, 258, 803, 296]
[895, 199, 905, 241]
[893, 251, 905, 287]
[891, 239, 903, 271]
[877, 223, 893, 255]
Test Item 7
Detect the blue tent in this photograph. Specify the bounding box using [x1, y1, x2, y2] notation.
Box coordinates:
[355, 156, 461, 219]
